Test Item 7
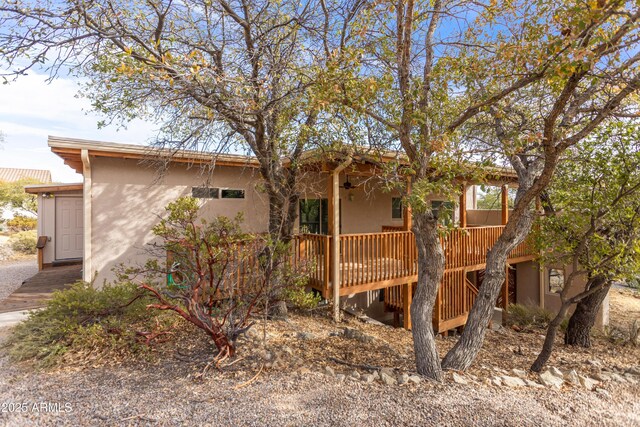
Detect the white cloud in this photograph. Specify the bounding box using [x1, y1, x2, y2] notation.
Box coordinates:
[0, 71, 159, 182]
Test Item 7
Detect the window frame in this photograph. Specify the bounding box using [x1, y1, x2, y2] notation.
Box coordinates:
[191, 187, 219, 199]
[220, 188, 245, 199]
[391, 197, 403, 220]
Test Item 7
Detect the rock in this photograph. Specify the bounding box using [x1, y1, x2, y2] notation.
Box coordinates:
[501, 376, 526, 387]
[408, 375, 422, 384]
[335, 374, 346, 383]
[268, 301, 288, 320]
[491, 376, 502, 387]
[578, 375, 599, 391]
[565, 369, 580, 386]
[610, 373, 627, 383]
[296, 332, 315, 340]
[379, 368, 394, 378]
[281, 346, 293, 356]
[625, 366, 640, 376]
[362, 374, 376, 384]
[324, 366, 335, 377]
[298, 367, 311, 375]
[349, 371, 361, 380]
[623, 373, 638, 384]
[525, 379, 544, 389]
[539, 370, 564, 389]
[592, 372, 611, 382]
[452, 373, 468, 385]
[343, 328, 374, 343]
[587, 359, 602, 368]
[329, 331, 343, 337]
[372, 370, 380, 380]
[380, 371, 397, 386]
[549, 367, 564, 379]
[397, 373, 409, 385]
[511, 324, 522, 332]
[258, 349, 274, 361]
[511, 369, 528, 379]
[596, 389, 611, 399]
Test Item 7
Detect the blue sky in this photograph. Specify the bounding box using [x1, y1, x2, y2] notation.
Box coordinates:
[0, 71, 158, 183]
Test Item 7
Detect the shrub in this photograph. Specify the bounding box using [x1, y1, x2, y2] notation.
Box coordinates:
[119, 197, 310, 362]
[506, 303, 554, 329]
[6, 215, 37, 232]
[9, 230, 37, 254]
[5, 281, 177, 368]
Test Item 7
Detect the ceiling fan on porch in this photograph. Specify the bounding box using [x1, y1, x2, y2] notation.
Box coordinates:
[340, 175, 361, 190]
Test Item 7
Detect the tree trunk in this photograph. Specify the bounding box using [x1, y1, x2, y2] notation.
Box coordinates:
[565, 277, 610, 347]
[442, 206, 533, 370]
[411, 212, 444, 381]
[530, 303, 570, 372]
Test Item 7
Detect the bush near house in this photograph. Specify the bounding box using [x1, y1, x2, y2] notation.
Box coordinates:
[9, 230, 37, 255]
[6, 215, 37, 232]
[5, 281, 181, 368]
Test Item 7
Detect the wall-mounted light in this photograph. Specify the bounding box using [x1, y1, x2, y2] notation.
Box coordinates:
[348, 193, 355, 202]
[42, 192, 54, 199]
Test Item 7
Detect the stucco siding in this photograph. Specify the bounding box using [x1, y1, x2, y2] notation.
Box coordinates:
[89, 157, 269, 285]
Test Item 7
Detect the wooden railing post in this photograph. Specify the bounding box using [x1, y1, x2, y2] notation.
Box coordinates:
[402, 282, 413, 330]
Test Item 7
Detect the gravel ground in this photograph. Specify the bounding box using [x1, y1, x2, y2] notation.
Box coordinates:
[0, 336, 637, 427]
[0, 258, 37, 302]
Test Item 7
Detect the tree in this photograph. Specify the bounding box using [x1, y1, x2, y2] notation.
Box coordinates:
[441, 1, 640, 371]
[0, 179, 39, 217]
[527, 124, 640, 371]
[324, 0, 640, 378]
[0, 0, 329, 243]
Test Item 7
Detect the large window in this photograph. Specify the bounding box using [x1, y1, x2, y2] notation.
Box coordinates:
[299, 199, 341, 234]
[391, 197, 403, 220]
[548, 268, 564, 294]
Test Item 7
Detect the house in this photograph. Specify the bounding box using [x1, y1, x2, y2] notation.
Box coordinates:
[28, 136, 608, 332]
[0, 167, 52, 184]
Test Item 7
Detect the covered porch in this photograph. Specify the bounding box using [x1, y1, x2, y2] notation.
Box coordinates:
[294, 159, 535, 333]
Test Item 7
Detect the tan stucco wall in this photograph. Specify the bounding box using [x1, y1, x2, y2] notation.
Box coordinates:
[36, 190, 83, 264]
[89, 157, 269, 285]
[515, 261, 541, 307]
[467, 209, 514, 226]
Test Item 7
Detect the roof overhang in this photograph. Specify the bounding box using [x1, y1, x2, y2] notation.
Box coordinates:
[25, 183, 83, 194]
[48, 136, 261, 174]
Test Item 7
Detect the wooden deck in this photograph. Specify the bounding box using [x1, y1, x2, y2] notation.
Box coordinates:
[293, 226, 535, 332]
[0, 264, 82, 313]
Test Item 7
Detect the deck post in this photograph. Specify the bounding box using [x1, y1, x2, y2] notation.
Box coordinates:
[501, 265, 509, 312]
[403, 178, 412, 232]
[329, 161, 352, 322]
[459, 183, 467, 228]
[501, 184, 509, 225]
[402, 282, 413, 330]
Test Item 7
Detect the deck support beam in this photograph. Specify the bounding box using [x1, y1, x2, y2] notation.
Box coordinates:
[402, 282, 413, 329]
[459, 183, 467, 228]
[403, 178, 412, 232]
[501, 184, 509, 225]
[330, 158, 352, 322]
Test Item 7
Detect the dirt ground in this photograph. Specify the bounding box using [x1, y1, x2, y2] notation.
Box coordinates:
[0, 288, 638, 426]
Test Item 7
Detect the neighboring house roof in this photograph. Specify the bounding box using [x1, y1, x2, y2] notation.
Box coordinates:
[0, 167, 52, 183]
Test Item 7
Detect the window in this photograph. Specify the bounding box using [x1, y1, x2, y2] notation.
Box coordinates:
[548, 268, 564, 294]
[192, 187, 219, 198]
[431, 200, 454, 226]
[221, 189, 245, 199]
[391, 197, 403, 220]
[299, 199, 340, 235]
